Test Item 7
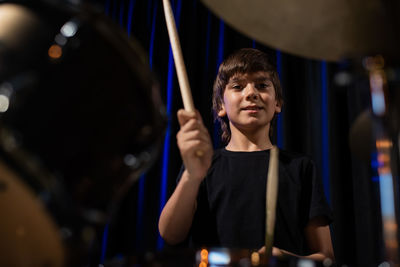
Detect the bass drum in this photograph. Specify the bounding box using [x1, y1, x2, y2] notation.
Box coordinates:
[0, 0, 166, 266]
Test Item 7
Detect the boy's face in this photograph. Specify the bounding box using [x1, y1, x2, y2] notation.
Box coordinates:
[218, 71, 281, 133]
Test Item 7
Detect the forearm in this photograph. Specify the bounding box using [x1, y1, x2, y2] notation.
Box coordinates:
[262, 246, 334, 262]
[278, 249, 334, 262]
[266, 221, 335, 262]
[158, 170, 202, 244]
[303, 253, 333, 262]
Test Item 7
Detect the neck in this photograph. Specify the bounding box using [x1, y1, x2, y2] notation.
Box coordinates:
[226, 123, 273, 151]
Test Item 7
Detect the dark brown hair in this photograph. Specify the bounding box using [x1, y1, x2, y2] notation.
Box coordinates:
[212, 48, 284, 144]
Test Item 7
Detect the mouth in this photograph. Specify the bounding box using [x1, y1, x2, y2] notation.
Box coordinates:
[242, 105, 263, 111]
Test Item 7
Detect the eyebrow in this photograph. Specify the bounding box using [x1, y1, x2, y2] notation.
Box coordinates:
[228, 77, 245, 83]
[228, 76, 272, 83]
[254, 77, 272, 82]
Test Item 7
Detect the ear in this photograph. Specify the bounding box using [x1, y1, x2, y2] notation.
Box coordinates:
[275, 100, 282, 114]
[218, 104, 226, 117]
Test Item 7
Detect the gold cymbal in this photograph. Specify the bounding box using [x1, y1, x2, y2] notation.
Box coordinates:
[201, 0, 400, 61]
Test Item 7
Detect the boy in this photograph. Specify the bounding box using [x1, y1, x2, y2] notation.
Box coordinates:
[158, 48, 334, 261]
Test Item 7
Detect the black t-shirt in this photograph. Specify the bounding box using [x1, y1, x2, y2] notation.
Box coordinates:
[176, 148, 333, 255]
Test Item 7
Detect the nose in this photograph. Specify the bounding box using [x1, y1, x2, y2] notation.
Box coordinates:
[244, 83, 259, 100]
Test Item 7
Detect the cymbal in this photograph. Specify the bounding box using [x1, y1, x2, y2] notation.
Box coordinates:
[200, 0, 400, 61]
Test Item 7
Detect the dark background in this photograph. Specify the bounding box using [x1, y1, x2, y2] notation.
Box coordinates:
[84, 0, 397, 266]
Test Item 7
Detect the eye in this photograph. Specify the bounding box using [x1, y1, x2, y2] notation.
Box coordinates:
[230, 83, 242, 90]
[257, 83, 269, 90]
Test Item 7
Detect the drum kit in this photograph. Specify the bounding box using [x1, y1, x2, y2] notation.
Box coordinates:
[0, 0, 399, 266]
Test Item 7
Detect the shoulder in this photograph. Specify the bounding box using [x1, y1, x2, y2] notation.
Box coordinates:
[206, 148, 224, 173]
[212, 148, 224, 160]
[277, 149, 318, 185]
[279, 149, 314, 167]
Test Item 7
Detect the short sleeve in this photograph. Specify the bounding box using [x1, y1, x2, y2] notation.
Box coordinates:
[174, 164, 218, 247]
[306, 160, 333, 224]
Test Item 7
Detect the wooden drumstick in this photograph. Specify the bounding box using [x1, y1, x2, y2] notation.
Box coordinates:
[162, 0, 203, 157]
[162, 0, 194, 112]
[265, 146, 279, 259]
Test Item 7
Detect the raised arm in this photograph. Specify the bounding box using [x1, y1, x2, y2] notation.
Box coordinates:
[158, 109, 213, 245]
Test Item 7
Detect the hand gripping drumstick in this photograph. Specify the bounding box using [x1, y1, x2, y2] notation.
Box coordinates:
[265, 146, 279, 259]
[163, 0, 203, 157]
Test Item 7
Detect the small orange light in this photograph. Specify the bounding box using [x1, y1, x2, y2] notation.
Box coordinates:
[378, 153, 390, 162]
[48, 44, 62, 59]
[251, 252, 260, 266]
[200, 249, 208, 260]
[384, 221, 398, 232]
[376, 139, 392, 149]
[199, 262, 207, 267]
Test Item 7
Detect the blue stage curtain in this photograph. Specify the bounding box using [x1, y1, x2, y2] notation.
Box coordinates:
[97, 0, 370, 265]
